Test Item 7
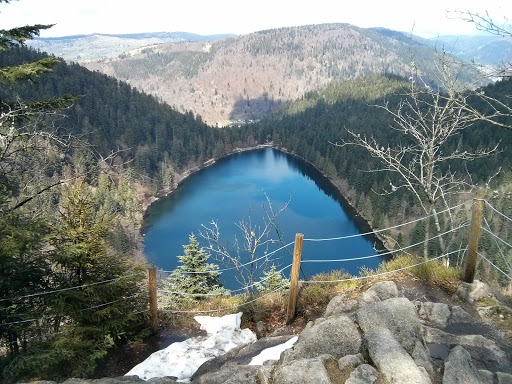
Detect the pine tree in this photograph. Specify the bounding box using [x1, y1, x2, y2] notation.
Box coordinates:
[256, 264, 289, 293]
[164, 234, 224, 306]
[44, 180, 146, 377]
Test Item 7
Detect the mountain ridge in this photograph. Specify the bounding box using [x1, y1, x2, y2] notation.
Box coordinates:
[80, 23, 484, 126]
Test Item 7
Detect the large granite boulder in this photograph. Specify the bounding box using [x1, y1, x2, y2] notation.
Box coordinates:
[357, 297, 425, 354]
[360, 281, 399, 305]
[365, 327, 431, 384]
[273, 355, 333, 384]
[283, 315, 361, 361]
[442, 345, 481, 384]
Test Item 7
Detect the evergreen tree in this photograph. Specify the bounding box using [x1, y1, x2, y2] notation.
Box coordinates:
[256, 264, 289, 293]
[42, 180, 146, 378]
[164, 234, 224, 306]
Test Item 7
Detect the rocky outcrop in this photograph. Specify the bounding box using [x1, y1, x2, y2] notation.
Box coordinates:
[186, 280, 511, 384]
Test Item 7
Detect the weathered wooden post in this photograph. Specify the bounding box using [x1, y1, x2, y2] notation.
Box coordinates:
[464, 195, 485, 283]
[287, 233, 304, 324]
[149, 266, 158, 333]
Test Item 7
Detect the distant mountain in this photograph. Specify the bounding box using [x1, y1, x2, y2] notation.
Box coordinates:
[426, 34, 512, 66]
[26, 32, 235, 62]
[81, 23, 483, 126]
[370, 28, 512, 68]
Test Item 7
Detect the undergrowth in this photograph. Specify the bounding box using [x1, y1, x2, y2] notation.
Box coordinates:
[159, 253, 463, 331]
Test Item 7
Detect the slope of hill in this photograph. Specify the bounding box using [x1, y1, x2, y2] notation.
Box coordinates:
[428, 34, 512, 66]
[81, 23, 483, 126]
[27, 32, 235, 62]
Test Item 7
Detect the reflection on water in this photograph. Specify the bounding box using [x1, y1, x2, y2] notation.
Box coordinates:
[143, 148, 384, 289]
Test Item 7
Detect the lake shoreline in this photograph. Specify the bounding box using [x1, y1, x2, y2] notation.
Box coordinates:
[140, 144, 391, 259]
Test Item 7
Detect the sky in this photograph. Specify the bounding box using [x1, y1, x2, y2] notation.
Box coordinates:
[0, 0, 511, 38]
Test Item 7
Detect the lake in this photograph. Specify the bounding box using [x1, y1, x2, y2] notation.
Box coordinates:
[143, 148, 385, 290]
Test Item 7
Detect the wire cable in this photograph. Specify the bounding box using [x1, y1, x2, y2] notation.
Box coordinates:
[158, 263, 293, 296]
[483, 217, 512, 274]
[481, 227, 512, 249]
[160, 241, 295, 274]
[301, 249, 464, 284]
[0, 293, 145, 327]
[302, 201, 469, 242]
[160, 285, 287, 314]
[482, 199, 512, 223]
[0, 272, 145, 303]
[478, 252, 512, 280]
[301, 223, 468, 264]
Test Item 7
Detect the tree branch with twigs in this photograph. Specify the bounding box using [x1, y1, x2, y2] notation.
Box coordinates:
[199, 193, 290, 293]
[335, 53, 500, 258]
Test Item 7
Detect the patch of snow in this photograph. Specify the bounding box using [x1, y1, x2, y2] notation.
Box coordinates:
[125, 312, 256, 382]
[248, 336, 298, 366]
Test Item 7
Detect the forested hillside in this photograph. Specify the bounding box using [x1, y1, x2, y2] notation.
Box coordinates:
[82, 23, 483, 126]
[0, 47, 219, 180]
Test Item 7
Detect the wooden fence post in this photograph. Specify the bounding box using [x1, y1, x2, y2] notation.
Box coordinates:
[287, 233, 304, 324]
[149, 266, 158, 333]
[465, 196, 485, 283]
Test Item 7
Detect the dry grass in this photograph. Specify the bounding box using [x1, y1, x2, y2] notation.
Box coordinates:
[159, 254, 463, 332]
[376, 254, 462, 292]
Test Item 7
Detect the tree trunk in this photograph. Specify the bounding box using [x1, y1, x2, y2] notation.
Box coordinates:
[432, 206, 446, 254]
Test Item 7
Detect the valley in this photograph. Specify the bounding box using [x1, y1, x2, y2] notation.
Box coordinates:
[2, 7, 512, 382]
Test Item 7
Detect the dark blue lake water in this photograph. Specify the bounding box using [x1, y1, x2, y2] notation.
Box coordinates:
[143, 148, 385, 290]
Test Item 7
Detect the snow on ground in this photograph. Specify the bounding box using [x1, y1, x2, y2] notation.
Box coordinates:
[125, 312, 256, 382]
[248, 336, 298, 365]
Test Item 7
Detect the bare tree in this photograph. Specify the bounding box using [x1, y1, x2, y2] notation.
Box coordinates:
[199, 194, 290, 293]
[336, 56, 499, 258]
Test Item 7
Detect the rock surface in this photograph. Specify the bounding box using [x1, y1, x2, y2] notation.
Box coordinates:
[345, 364, 379, 384]
[273, 355, 333, 384]
[442, 345, 482, 384]
[283, 315, 361, 361]
[357, 297, 424, 353]
[365, 327, 431, 384]
[360, 280, 399, 304]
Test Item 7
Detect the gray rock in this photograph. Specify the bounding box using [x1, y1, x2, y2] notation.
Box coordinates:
[191, 336, 294, 381]
[257, 362, 275, 384]
[338, 353, 364, 372]
[345, 364, 379, 384]
[361, 281, 399, 304]
[256, 321, 265, 337]
[449, 305, 475, 324]
[324, 294, 357, 317]
[273, 355, 333, 384]
[456, 280, 495, 304]
[357, 297, 424, 354]
[478, 369, 494, 384]
[269, 325, 293, 337]
[497, 372, 512, 384]
[412, 339, 434, 374]
[58, 378, 177, 384]
[365, 327, 431, 384]
[284, 315, 361, 361]
[443, 346, 481, 384]
[417, 301, 451, 328]
[423, 326, 499, 349]
[192, 365, 261, 384]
